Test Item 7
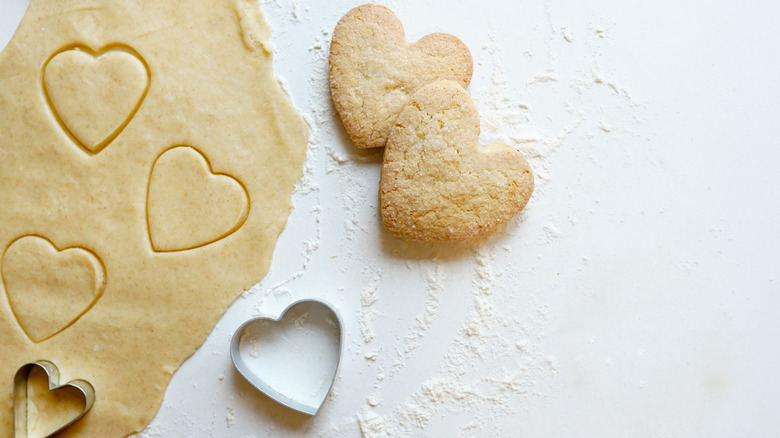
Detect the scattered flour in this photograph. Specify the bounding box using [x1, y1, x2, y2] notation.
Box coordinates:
[356, 247, 554, 436]
[474, 34, 562, 192]
[225, 406, 235, 428]
[320, 6, 638, 437]
[390, 255, 445, 375]
[359, 268, 383, 344]
[364, 352, 378, 361]
[366, 393, 382, 407]
[358, 410, 389, 438]
[134, 2, 644, 436]
[561, 27, 573, 42]
[543, 223, 562, 241]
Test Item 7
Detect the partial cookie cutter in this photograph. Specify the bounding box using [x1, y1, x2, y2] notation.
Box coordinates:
[13, 360, 95, 438]
[230, 299, 343, 415]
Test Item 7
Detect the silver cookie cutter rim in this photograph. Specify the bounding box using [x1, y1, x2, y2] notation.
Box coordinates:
[13, 360, 95, 438]
[230, 299, 343, 416]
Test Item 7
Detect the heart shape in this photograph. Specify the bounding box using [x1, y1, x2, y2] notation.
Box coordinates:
[380, 81, 534, 241]
[13, 361, 95, 438]
[1, 235, 106, 342]
[42, 44, 150, 154]
[147, 146, 250, 252]
[230, 300, 342, 415]
[329, 4, 473, 149]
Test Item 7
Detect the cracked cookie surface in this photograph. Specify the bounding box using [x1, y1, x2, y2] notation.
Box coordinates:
[380, 81, 533, 241]
[330, 4, 473, 149]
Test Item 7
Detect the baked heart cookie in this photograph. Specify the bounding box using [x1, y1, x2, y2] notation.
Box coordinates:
[330, 4, 473, 149]
[380, 81, 534, 241]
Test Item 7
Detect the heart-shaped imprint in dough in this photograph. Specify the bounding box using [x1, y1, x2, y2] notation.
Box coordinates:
[330, 4, 473, 149]
[380, 81, 534, 241]
[1, 236, 106, 343]
[147, 146, 250, 252]
[43, 44, 150, 154]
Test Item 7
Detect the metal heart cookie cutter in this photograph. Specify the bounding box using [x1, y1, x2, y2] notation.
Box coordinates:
[13, 360, 95, 438]
[230, 299, 343, 415]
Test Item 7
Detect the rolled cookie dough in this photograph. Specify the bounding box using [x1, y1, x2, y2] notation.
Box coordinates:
[0, 0, 308, 436]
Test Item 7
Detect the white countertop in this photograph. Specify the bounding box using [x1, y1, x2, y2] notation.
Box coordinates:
[2, 0, 779, 436]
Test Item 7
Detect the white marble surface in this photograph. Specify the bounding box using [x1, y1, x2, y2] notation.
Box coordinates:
[2, 0, 779, 436]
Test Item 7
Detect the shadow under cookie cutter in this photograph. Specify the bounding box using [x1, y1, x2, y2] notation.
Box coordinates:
[230, 299, 343, 415]
[13, 360, 95, 438]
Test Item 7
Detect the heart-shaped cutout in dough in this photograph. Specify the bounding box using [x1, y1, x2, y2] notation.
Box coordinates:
[43, 44, 150, 154]
[1, 236, 106, 343]
[380, 81, 534, 241]
[14, 361, 95, 438]
[147, 146, 250, 252]
[230, 300, 342, 415]
[330, 4, 473, 149]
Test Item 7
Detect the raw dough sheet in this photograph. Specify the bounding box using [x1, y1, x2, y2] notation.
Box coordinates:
[0, 0, 309, 436]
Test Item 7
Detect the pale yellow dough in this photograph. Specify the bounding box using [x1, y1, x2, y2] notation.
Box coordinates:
[0, 1, 309, 437]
